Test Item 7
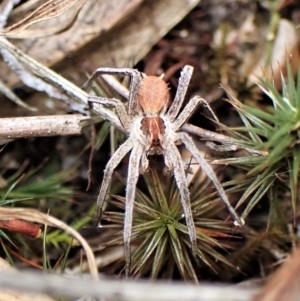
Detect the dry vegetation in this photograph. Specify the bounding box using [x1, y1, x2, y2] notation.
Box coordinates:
[0, 0, 300, 300]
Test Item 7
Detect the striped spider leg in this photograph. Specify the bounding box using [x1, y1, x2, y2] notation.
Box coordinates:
[85, 65, 244, 275]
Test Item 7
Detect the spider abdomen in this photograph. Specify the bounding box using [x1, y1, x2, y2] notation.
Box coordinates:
[138, 76, 170, 114]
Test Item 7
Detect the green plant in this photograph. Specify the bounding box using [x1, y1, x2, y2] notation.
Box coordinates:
[0, 163, 77, 264]
[99, 167, 241, 280]
[216, 64, 300, 223]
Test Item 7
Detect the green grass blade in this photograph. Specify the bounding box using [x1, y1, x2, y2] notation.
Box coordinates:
[241, 178, 275, 220]
[151, 233, 168, 278]
[134, 227, 166, 274]
[168, 223, 186, 278]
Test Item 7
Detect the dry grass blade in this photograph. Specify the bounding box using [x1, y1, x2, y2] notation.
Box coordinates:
[0, 207, 98, 279]
[1, 0, 87, 37]
[0, 78, 36, 111]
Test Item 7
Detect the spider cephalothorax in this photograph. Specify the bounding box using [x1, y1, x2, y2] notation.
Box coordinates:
[84, 65, 244, 274]
[140, 116, 165, 155]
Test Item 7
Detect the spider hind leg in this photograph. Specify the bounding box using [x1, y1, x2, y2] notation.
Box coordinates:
[123, 143, 144, 276]
[94, 138, 134, 225]
[179, 132, 244, 226]
[164, 143, 198, 257]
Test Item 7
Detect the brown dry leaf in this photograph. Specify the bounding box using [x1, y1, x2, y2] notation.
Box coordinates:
[0, 0, 199, 88]
[1, 0, 87, 37]
[252, 246, 300, 301]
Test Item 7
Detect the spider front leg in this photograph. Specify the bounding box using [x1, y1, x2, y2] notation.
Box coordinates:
[178, 132, 244, 226]
[167, 65, 194, 122]
[94, 138, 134, 224]
[88, 96, 131, 131]
[164, 143, 198, 257]
[82, 67, 143, 117]
[173, 95, 216, 131]
[123, 143, 144, 276]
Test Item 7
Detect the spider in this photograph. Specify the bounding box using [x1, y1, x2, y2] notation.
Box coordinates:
[83, 65, 244, 273]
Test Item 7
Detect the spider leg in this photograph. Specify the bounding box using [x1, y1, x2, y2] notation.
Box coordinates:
[94, 138, 134, 224]
[140, 151, 149, 174]
[124, 143, 144, 276]
[167, 65, 194, 122]
[173, 95, 211, 131]
[88, 95, 131, 131]
[82, 68, 140, 90]
[164, 143, 197, 257]
[197, 97, 220, 124]
[82, 67, 143, 118]
[101, 74, 130, 99]
[126, 71, 144, 118]
[178, 132, 244, 226]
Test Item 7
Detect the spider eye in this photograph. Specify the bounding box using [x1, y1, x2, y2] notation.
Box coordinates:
[152, 138, 160, 146]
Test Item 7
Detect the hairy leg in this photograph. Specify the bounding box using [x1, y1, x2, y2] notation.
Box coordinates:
[123, 143, 144, 276]
[88, 95, 131, 130]
[164, 142, 198, 257]
[82, 67, 143, 118]
[179, 132, 244, 226]
[94, 138, 134, 224]
[167, 65, 193, 122]
[173, 96, 214, 131]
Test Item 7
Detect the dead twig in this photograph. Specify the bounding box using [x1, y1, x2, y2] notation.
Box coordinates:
[0, 207, 99, 279]
[0, 268, 258, 301]
[0, 114, 91, 139]
[0, 219, 41, 238]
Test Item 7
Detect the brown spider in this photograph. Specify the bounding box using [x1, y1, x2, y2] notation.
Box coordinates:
[83, 65, 244, 273]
